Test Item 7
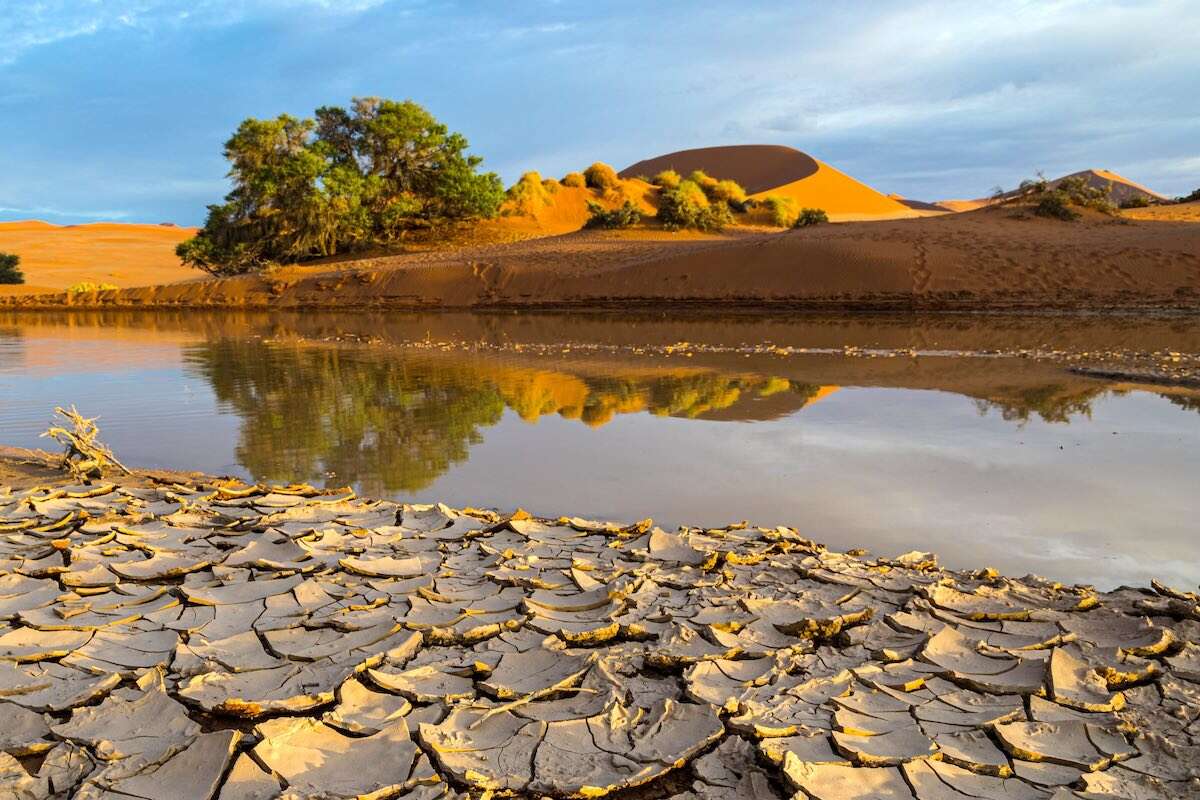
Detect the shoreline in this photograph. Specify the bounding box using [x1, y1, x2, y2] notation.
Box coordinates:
[2, 451, 1198, 798]
[3, 207, 1199, 314]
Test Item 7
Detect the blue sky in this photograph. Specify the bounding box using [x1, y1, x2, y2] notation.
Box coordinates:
[2, 0, 1198, 225]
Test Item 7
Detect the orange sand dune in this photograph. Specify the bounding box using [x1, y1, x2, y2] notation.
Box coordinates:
[619, 145, 920, 221]
[8, 204, 1197, 312]
[0, 220, 197, 291]
[749, 161, 919, 221]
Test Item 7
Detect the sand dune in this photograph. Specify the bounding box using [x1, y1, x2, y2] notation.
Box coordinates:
[940, 168, 1166, 212]
[620, 145, 920, 221]
[620, 145, 819, 194]
[0, 220, 197, 291]
[750, 160, 919, 220]
[7, 204, 1196, 312]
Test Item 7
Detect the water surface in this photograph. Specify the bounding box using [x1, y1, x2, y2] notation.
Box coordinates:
[2, 311, 1198, 589]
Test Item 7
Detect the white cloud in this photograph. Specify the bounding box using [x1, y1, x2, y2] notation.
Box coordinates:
[0, 0, 396, 64]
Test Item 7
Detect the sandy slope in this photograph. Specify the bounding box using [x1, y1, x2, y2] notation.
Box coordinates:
[6, 205, 1196, 312]
[0, 220, 197, 292]
[748, 161, 919, 220]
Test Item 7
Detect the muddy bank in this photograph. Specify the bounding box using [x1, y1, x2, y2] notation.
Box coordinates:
[3, 208, 1199, 313]
[2, 459, 1199, 798]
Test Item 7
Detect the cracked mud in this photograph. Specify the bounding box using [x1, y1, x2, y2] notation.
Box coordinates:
[1, 479, 1199, 799]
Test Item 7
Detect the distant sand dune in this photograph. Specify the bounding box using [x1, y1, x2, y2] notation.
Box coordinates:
[619, 145, 819, 194]
[0, 220, 196, 291]
[620, 144, 920, 221]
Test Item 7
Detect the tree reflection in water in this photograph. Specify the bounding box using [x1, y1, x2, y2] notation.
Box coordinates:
[184, 339, 819, 492]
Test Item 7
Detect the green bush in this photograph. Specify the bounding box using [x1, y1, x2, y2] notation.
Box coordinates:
[583, 162, 621, 191]
[584, 200, 643, 229]
[561, 172, 586, 188]
[175, 97, 504, 276]
[657, 180, 733, 232]
[506, 171, 553, 214]
[652, 170, 681, 190]
[794, 208, 829, 227]
[687, 170, 718, 194]
[710, 179, 748, 207]
[1033, 192, 1080, 221]
[762, 196, 796, 227]
[0, 252, 23, 285]
[1119, 195, 1150, 209]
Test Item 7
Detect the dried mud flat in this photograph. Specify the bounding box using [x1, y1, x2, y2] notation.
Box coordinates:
[2, 476, 1199, 800]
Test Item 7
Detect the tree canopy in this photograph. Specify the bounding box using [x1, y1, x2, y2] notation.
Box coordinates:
[0, 252, 24, 285]
[177, 98, 504, 275]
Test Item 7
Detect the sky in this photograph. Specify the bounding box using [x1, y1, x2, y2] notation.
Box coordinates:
[2, 0, 1198, 225]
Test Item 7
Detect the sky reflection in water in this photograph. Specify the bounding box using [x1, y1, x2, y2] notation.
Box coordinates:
[1, 313, 1198, 589]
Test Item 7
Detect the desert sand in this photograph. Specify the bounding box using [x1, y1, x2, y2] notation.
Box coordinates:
[5, 203, 1197, 312]
[0, 221, 197, 295]
[1, 451, 1197, 798]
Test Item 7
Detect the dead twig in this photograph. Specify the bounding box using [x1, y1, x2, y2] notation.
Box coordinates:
[40, 405, 131, 483]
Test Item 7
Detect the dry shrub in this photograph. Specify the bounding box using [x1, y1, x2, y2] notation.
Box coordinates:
[584, 200, 643, 229]
[657, 179, 732, 232]
[67, 282, 119, 293]
[505, 171, 553, 215]
[687, 170, 718, 194]
[652, 170, 681, 190]
[583, 162, 621, 191]
[794, 208, 829, 227]
[763, 195, 796, 227]
[711, 179, 747, 206]
[561, 172, 586, 188]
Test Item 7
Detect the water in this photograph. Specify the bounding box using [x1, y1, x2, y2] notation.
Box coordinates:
[2, 310, 1199, 589]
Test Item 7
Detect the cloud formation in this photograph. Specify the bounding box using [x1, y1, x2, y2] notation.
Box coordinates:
[1, 0, 1196, 224]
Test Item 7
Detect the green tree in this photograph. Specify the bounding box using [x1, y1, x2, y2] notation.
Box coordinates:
[177, 98, 503, 276]
[0, 252, 23, 285]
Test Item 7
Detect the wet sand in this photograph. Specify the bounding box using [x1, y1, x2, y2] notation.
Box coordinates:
[1, 453, 1198, 798]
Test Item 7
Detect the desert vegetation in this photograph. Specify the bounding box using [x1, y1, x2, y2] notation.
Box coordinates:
[762, 196, 797, 227]
[1012, 173, 1119, 220]
[651, 170, 750, 232]
[794, 207, 829, 227]
[583, 162, 621, 192]
[560, 171, 586, 188]
[651, 170, 681, 190]
[0, 252, 23, 284]
[67, 281, 119, 293]
[504, 171, 555, 215]
[656, 179, 734, 232]
[584, 200, 643, 229]
[176, 97, 504, 276]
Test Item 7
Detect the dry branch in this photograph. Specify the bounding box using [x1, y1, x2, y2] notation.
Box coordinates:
[40, 405, 131, 482]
